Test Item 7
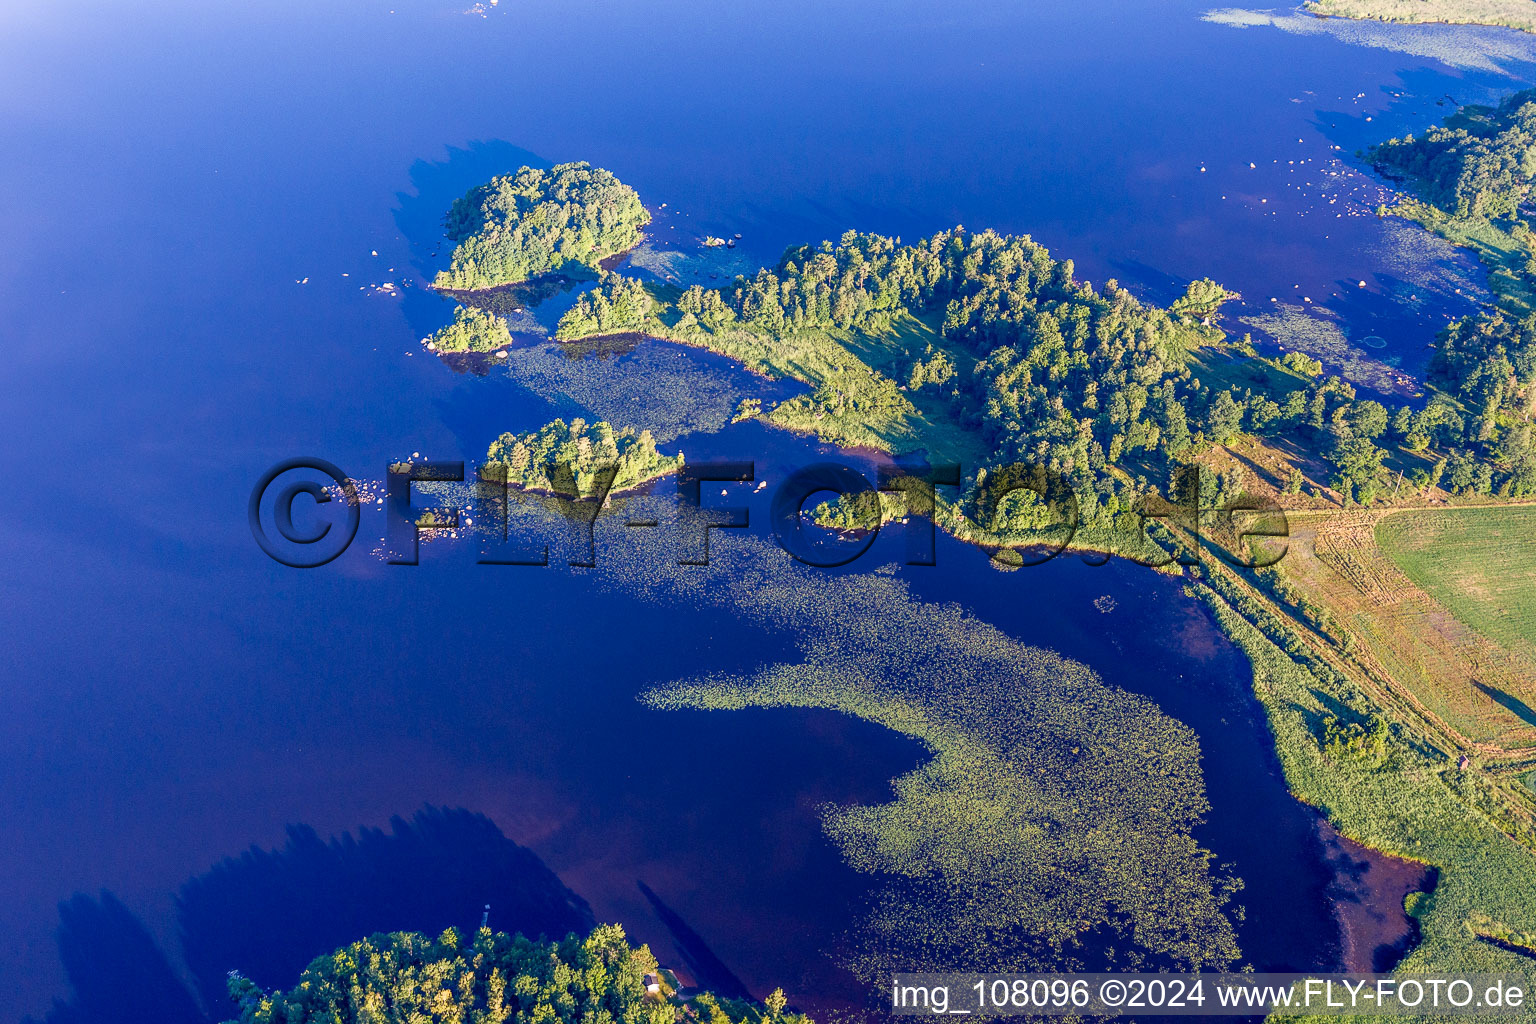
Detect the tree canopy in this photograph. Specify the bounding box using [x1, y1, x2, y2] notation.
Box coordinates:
[435, 163, 650, 291]
[223, 924, 807, 1024]
[484, 418, 679, 498]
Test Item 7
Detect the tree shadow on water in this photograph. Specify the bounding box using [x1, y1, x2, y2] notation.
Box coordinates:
[636, 880, 751, 1001]
[30, 891, 204, 1024]
[33, 807, 593, 1024]
[392, 139, 550, 341]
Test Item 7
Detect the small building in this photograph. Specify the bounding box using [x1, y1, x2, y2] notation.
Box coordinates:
[644, 974, 661, 996]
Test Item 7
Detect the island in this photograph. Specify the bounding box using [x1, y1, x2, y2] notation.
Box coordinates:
[433, 162, 650, 292]
[484, 417, 680, 498]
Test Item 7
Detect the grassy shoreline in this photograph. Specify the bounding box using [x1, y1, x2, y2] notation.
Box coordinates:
[1194, 575, 1536, 1015]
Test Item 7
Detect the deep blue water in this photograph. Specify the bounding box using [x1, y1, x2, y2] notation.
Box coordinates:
[3, 0, 1533, 1019]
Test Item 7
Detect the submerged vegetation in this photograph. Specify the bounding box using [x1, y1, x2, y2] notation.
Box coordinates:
[435, 163, 650, 291]
[484, 418, 679, 498]
[615, 528, 1243, 980]
[222, 923, 805, 1024]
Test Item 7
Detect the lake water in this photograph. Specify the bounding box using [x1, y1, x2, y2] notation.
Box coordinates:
[0, 0, 1524, 1019]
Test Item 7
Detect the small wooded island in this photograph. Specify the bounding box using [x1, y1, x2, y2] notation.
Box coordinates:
[485, 418, 680, 498]
[434, 162, 650, 292]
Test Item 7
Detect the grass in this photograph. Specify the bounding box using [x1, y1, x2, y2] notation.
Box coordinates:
[1195, 578, 1536, 1019]
[1266, 508, 1536, 748]
[1377, 507, 1536, 666]
[1305, 0, 1536, 33]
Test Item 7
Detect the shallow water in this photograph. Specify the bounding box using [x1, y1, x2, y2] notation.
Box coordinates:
[0, 0, 1523, 1018]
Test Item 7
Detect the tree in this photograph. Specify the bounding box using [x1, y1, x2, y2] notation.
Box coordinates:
[1170, 278, 1237, 318]
[1328, 430, 1387, 504]
[436, 163, 651, 289]
[430, 304, 512, 353]
[1207, 391, 1244, 446]
[1346, 400, 1389, 441]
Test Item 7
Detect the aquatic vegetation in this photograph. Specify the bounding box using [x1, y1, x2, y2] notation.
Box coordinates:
[495, 338, 756, 444]
[1239, 303, 1407, 396]
[615, 529, 1242, 978]
[1202, 8, 1536, 73]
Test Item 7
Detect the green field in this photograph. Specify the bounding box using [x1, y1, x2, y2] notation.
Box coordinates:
[1377, 507, 1536, 666]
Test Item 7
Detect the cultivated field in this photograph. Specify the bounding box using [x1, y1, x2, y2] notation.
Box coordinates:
[1272, 508, 1536, 751]
[1377, 507, 1536, 667]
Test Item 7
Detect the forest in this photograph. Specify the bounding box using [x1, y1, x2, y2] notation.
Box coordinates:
[1368, 88, 1536, 498]
[426, 147, 1535, 556]
[434, 162, 650, 291]
[484, 418, 680, 498]
[222, 924, 806, 1024]
[539, 226, 1527, 527]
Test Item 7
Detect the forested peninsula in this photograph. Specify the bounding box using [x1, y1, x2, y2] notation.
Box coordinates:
[432, 163, 1528, 563]
[221, 924, 805, 1024]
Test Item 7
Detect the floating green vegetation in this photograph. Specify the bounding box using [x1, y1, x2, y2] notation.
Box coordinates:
[621, 531, 1242, 978]
[485, 418, 679, 498]
[1202, 8, 1536, 74]
[435, 162, 650, 291]
[221, 923, 804, 1024]
[495, 339, 753, 445]
[1239, 303, 1408, 396]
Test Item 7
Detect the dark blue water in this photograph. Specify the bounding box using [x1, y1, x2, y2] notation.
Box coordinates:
[2, 0, 1529, 1018]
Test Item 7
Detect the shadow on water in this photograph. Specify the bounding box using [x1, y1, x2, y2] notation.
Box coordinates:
[636, 881, 752, 1001]
[391, 140, 552, 342]
[33, 892, 204, 1024]
[31, 807, 593, 1024]
[1317, 823, 1439, 972]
